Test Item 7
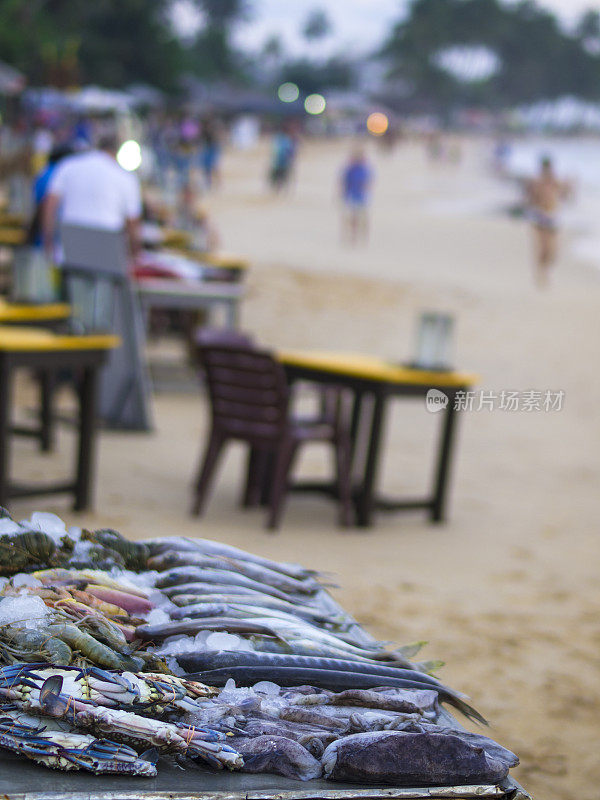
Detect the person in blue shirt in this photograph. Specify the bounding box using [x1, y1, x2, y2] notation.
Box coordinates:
[27, 144, 73, 247]
[341, 147, 372, 243]
[269, 128, 296, 192]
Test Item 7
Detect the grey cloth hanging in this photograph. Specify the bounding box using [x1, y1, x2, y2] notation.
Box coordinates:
[60, 224, 153, 431]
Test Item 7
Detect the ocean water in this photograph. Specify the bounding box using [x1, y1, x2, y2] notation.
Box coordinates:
[505, 136, 600, 268]
[505, 136, 600, 185]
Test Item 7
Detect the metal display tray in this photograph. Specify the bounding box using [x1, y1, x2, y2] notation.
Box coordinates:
[0, 579, 532, 799]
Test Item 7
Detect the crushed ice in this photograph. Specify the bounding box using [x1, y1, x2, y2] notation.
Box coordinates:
[0, 519, 24, 535]
[252, 681, 280, 697]
[24, 512, 68, 542]
[11, 574, 43, 589]
[144, 608, 171, 626]
[0, 595, 51, 628]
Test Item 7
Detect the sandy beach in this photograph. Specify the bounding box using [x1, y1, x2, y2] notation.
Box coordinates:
[8, 137, 600, 800]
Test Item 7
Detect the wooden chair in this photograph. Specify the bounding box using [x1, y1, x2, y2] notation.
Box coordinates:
[191, 340, 353, 530]
[195, 326, 253, 349]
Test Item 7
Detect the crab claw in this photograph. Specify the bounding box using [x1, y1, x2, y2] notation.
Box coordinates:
[81, 739, 139, 760]
[64, 741, 157, 776]
[39, 675, 68, 716]
[86, 667, 140, 706]
[87, 666, 137, 694]
[0, 664, 41, 691]
[139, 746, 159, 765]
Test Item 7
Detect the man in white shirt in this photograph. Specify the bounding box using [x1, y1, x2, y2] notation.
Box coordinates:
[42, 133, 142, 257]
[41, 133, 152, 432]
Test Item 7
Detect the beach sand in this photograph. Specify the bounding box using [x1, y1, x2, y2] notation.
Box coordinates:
[9, 138, 600, 800]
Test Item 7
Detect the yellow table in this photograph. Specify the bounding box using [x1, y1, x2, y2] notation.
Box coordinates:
[200, 252, 249, 272]
[162, 228, 193, 248]
[166, 246, 249, 273]
[0, 326, 120, 510]
[0, 213, 26, 227]
[279, 350, 477, 388]
[278, 349, 478, 526]
[0, 298, 71, 324]
[0, 227, 26, 247]
[0, 326, 118, 352]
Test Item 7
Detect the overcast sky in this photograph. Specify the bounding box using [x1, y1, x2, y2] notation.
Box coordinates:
[174, 0, 600, 58]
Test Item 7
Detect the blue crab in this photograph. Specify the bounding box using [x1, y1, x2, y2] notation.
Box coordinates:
[0, 712, 157, 775]
[0, 663, 243, 771]
[0, 663, 214, 714]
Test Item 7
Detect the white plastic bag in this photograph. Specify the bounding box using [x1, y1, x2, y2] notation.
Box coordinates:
[12, 247, 57, 304]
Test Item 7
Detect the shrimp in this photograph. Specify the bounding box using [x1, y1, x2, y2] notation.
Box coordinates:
[47, 623, 143, 672]
[0, 626, 72, 665]
[77, 615, 131, 655]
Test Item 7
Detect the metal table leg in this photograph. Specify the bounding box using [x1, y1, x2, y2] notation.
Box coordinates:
[225, 298, 239, 328]
[431, 393, 458, 523]
[349, 390, 364, 469]
[0, 357, 11, 507]
[39, 369, 54, 452]
[356, 391, 387, 527]
[74, 365, 98, 511]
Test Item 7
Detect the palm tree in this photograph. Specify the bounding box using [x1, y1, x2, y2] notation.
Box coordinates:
[196, 0, 252, 29]
[302, 8, 332, 43]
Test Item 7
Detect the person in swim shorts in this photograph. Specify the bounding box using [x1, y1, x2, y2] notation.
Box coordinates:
[526, 156, 570, 287]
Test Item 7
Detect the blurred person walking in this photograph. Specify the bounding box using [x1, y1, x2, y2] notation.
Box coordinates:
[269, 126, 296, 192]
[526, 156, 570, 287]
[27, 144, 73, 247]
[340, 147, 372, 244]
[200, 116, 222, 190]
[173, 116, 199, 221]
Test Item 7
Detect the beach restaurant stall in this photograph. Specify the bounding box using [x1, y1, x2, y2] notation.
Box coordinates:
[0, 511, 531, 800]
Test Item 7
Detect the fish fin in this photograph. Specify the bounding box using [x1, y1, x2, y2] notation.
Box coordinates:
[415, 659, 445, 675]
[274, 632, 295, 647]
[396, 641, 427, 658]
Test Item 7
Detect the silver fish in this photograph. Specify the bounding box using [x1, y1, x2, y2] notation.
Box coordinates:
[137, 617, 293, 642]
[169, 595, 338, 625]
[149, 551, 318, 595]
[145, 537, 317, 581]
[155, 568, 296, 602]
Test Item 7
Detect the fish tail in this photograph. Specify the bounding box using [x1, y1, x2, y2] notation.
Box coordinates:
[445, 695, 489, 726]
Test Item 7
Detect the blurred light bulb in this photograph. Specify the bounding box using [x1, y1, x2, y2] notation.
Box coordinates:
[278, 82, 299, 103]
[304, 94, 326, 115]
[367, 112, 389, 136]
[117, 139, 142, 171]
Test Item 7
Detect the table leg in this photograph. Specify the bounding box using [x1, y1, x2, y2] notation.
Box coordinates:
[0, 358, 11, 508]
[349, 391, 363, 467]
[39, 369, 54, 452]
[74, 365, 98, 511]
[356, 391, 387, 527]
[225, 299, 238, 328]
[431, 394, 458, 523]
